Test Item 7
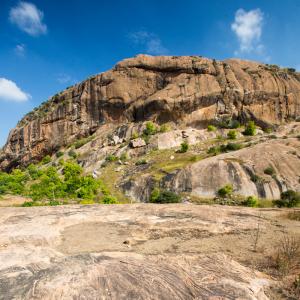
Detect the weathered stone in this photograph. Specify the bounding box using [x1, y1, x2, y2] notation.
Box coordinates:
[130, 138, 146, 148]
[1, 54, 300, 170]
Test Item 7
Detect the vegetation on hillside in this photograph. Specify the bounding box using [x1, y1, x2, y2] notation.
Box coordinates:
[0, 160, 117, 206]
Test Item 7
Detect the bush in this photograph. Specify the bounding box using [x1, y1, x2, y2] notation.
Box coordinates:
[224, 142, 242, 151]
[160, 124, 171, 133]
[68, 150, 77, 159]
[136, 159, 147, 165]
[22, 201, 35, 207]
[102, 195, 118, 204]
[264, 166, 276, 176]
[218, 119, 240, 129]
[250, 173, 263, 183]
[273, 190, 300, 208]
[49, 200, 60, 206]
[179, 141, 189, 153]
[56, 151, 64, 158]
[143, 121, 157, 136]
[150, 189, 181, 203]
[227, 130, 237, 140]
[208, 143, 242, 155]
[120, 152, 128, 161]
[131, 131, 139, 139]
[229, 120, 241, 129]
[42, 155, 51, 164]
[218, 184, 233, 198]
[106, 154, 118, 162]
[207, 146, 221, 155]
[243, 121, 256, 136]
[74, 136, 94, 149]
[243, 196, 258, 207]
[207, 125, 217, 132]
[0, 169, 29, 195]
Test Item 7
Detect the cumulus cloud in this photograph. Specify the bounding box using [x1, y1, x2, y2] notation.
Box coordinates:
[128, 30, 168, 55]
[231, 8, 263, 54]
[15, 44, 26, 56]
[0, 78, 31, 102]
[9, 2, 47, 36]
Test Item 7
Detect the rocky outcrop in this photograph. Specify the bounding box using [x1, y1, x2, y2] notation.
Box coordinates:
[1, 55, 300, 170]
[162, 137, 300, 199]
[0, 204, 285, 299]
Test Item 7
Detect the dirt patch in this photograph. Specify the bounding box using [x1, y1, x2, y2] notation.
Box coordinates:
[58, 222, 134, 254]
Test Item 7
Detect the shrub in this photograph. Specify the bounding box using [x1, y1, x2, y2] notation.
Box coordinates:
[42, 155, 51, 164]
[264, 166, 276, 176]
[264, 128, 273, 134]
[143, 121, 157, 136]
[207, 125, 217, 132]
[68, 150, 77, 159]
[274, 235, 300, 276]
[273, 190, 300, 208]
[74, 136, 94, 149]
[207, 146, 221, 155]
[160, 124, 171, 133]
[229, 120, 241, 129]
[150, 187, 160, 202]
[243, 196, 258, 207]
[227, 130, 237, 140]
[218, 119, 240, 129]
[150, 188, 181, 203]
[218, 184, 233, 198]
[56, 151, 64, 158]
[250, 173, 263, 183]
[120, 152, 128, 161]
[22, 201, 35, 207]
[102, 195, 118, 204]
[49, 200, 60, 206]
[179, 141, 189, 153]
[243, 121, 256, 136]
[136, 159, 147, 165]
[225, 142, 242, 151]
[106, 154, 118, 162]
[0, 169, 29, 195]
[131, 131, 139, 139]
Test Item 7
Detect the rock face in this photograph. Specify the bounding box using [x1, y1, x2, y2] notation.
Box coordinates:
[162, 137, 300, 200]
[1, 55, 300, 170]
[1, 204, 291, 299]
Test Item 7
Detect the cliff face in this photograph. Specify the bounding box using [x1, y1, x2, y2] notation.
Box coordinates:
[1, 54, 300, 170]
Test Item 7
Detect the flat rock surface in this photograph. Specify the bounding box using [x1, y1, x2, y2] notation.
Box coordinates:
[1, 204, 299, 299]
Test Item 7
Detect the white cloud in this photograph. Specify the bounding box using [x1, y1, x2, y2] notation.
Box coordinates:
[9, 2, 47, 36]
[231, 8, 263, 53]
[15, 44, 26, 56]
[0, 78, 31, 102]
[128, 30, 168, 55]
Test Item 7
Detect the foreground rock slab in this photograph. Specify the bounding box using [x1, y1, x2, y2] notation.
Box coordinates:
[0, 204, 298, 299]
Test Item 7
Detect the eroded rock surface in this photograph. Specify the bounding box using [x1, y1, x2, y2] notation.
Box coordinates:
[1, 55, 300, 170]
[162, 136, 300, 200]
[1, 204, 294, 299]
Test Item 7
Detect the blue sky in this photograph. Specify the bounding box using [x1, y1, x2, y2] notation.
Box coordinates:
[0, 0, 300, 146]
